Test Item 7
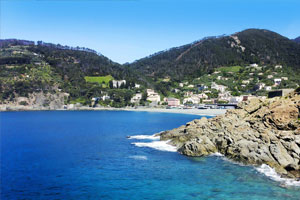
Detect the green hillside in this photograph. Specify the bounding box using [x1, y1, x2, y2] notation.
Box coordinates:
[0, 41, 141, 107]
[129, 29, 300, 79]
[1, 29, 300, 108]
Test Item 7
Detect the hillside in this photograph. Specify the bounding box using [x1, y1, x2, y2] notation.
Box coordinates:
[294, 36, 300, 44]
[0, 40, 143, 107]
[1, 29, 300, 109]
[129, 29, 300, 79]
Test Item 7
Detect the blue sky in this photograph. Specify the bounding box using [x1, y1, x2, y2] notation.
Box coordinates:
[1, 0, 300, 63]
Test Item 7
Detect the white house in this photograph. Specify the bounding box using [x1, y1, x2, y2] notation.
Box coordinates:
[275, 65, 282, 69]
[211, 82, 227, 93]
[250, 63, 258, 67]
[146, 89, 160, 102]
[179, 83, 184, 87]
[101, 95, 110, 101]
[267, 75, 273, 79]
[183, 97, 200, 104]
[274, 78, 282, 86]
[242, 80, 250, 84]
[218, 91, 232, 101]
[265, 86, 272, 91]
[229, 96, 243, 104]
[130, 93, 142, 103]
[187, 84, 194, 88]
[281, 77, 288, 81]
[257, 83, 266, 90]
[135, 84, 141, 88]
[113, 80, 126, 88]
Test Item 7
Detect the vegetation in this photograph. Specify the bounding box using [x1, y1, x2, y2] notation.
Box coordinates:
[84, 75, 113, 87]
[218, 66, 241, 73]
[130, 29, 300, 79]
[1, 29, 300, 108]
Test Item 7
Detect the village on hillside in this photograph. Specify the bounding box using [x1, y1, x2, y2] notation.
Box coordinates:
[86, 63, 297, 110]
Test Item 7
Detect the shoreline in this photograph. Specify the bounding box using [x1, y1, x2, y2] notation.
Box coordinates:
[0, 105, 227, 116]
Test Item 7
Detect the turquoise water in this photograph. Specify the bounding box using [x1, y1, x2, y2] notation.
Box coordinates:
[1, 111, 299, 200]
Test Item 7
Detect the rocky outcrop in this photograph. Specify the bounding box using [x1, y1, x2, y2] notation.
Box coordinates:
[160, 92, 300, 179]
[0, 92, 69, 111]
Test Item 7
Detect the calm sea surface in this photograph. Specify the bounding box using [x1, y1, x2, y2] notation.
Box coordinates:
[1, 111, 300, 200]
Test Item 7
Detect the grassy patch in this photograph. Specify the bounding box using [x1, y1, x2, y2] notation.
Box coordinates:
[218, 66, 242, 73]
[70, 97, 86, 104]
[84, 75, 113, 85]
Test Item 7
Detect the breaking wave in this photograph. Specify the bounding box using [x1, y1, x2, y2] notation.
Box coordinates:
[129, 155, 148, 160]
[127, 134, 160, 140]
[256, 164, 300, 187]
[132, 140, 177, 152]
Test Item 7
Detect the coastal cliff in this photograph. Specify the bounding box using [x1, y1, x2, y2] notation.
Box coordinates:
[160, 91, 300, 179]
[0, 92, 69, 111]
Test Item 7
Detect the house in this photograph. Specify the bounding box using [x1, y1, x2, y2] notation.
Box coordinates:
[281, 77, 288, 81]
[218, 91, 232, 101]
[183, 97, 199, 104]
[257, 83, 266, 90]
[172, 88, 180, 93]
[183, 93, 207, 105]
[130, 93, 142, 103]
[165, 98, 180, 106]
[275, 65, 282, 69]
[265, 86, 272, 91]
[146, 89, 160, 102]
[101, 95, 110, 101]
[268, 89, 294, 98]
[187, 84, 194, 88]
[211, 82, 227, 93]
[112, 80, 126, 88]
[179, 83, 184, 87]
[229, 96, 243, 104]
[135, 84, 141, 88]
[267, 75, 273, 79]
[258, 72, 264, 76]
[242, 80, 250, 84]
[250, 63, 258, 67]
[197, 85, 208, 91]
[274, 78, 282, 86]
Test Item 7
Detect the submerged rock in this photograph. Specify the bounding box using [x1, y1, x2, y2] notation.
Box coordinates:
[160, 91, 300, 179]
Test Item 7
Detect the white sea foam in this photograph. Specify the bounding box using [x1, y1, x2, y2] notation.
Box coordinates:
[210, 152, 224, 157]
[127, 134, 160, 140]
[129, 155, 148, 160]
[256, 164, 300, 187]
[132, 140, 177, 152]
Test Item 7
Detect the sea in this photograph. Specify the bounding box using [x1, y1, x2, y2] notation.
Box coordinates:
[1, 111, 300, 200]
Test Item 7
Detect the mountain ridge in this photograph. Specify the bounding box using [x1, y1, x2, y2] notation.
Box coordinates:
[129, 29, 300, 79]
[1, 28, 300, 107]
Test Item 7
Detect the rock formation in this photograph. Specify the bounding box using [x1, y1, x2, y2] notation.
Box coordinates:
[0, 92, 69, 111]
[160, 91, 300, 179]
